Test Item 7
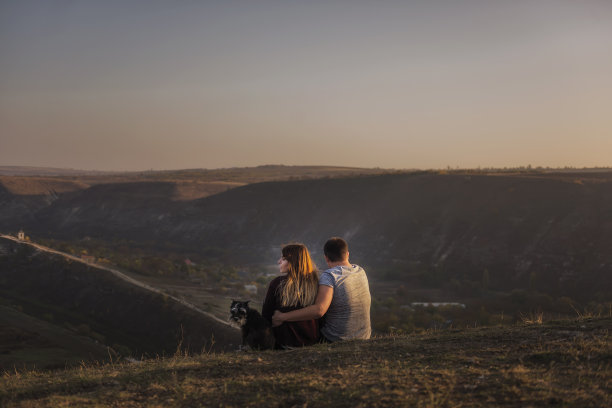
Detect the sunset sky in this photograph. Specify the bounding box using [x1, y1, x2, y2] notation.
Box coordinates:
[1, 0, 611, 171]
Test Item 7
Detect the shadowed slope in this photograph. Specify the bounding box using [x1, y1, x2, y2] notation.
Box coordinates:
[0, 238, 239, 364]
[3, 172, 612, 301]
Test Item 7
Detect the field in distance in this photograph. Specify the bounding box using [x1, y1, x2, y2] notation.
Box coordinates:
[0, 165, 395, 200]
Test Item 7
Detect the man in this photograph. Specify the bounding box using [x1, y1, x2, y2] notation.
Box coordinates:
[272, 237, 371, 342]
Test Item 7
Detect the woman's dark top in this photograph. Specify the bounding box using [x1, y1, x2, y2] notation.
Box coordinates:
[261, 276, 320, 348]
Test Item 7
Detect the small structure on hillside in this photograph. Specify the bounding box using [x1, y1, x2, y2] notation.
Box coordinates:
[17, 230, 25, 240]
[244, 284, 257, 295]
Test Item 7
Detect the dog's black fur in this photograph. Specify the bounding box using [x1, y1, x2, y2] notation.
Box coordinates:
[229, 300, 275, 350]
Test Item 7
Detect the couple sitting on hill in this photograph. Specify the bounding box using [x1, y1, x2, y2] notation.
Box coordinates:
[262, 237, 371, 348]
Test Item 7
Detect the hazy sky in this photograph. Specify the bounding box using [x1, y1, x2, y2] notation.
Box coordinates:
[1, 0, 611, 171]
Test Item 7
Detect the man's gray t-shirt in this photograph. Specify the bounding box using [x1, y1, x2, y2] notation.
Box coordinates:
[319, 264, 371, 341]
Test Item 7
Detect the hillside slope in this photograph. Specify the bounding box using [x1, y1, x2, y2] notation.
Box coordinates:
[0, 305, 109, 371]
[5, 172, 611, 302]
[0, 238, 239, 367]
[1, 316, 610, 407]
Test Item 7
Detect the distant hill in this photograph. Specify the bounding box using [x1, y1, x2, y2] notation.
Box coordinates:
[1, 316, 610, 407]
[0, 164, 393, 183]
[3, 171, 610, 303]
[0, 166, 119, 177]
[0, 164, 394, 199]
[0, 238, 239, 370]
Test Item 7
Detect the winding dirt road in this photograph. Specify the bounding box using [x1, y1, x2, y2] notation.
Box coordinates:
[0, 234, 236, 329]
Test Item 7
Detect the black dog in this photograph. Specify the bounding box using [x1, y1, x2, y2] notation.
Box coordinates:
[229, 300, 275, 350]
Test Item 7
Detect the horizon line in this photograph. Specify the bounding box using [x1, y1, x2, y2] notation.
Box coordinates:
[1, 163, 612, 175]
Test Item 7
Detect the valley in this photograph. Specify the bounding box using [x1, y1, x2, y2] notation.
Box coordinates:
[1, 165, 611, 369]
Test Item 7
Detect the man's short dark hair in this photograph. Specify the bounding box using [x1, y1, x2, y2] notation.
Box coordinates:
[324, 237, 349, 262]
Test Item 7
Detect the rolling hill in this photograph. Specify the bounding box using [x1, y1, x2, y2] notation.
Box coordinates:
[2, 167, 611, 372]
[0, 237, 239, 370]
[3, 171, 610, 303]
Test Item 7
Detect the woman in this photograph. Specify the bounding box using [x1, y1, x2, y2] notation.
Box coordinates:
[262, 243, 320, 348]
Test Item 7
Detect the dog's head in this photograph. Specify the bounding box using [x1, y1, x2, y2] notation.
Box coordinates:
[229, 300, 250, 325]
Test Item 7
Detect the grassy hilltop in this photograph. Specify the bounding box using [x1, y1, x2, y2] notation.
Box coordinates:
[2, 316, 610, 407]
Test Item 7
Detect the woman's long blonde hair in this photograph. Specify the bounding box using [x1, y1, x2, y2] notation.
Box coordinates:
[278, 243, 319, 308]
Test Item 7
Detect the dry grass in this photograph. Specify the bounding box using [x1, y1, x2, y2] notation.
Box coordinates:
[1, 316, 610, 407]
[0, 166, 394, 197]
[520, 311, 544, 325]
[172, 181, 246, 201]
[0, 176, 88, 195]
